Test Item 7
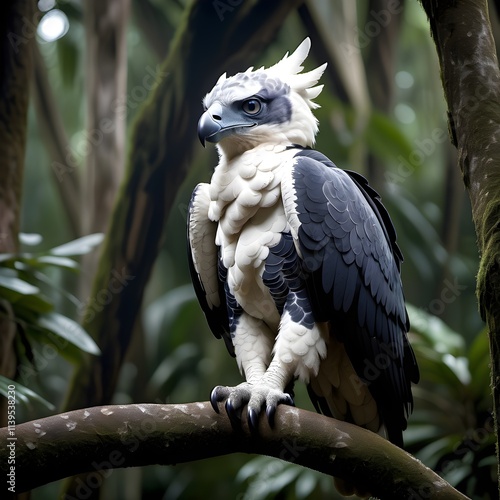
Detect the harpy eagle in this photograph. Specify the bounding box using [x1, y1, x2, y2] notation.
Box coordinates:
[188, 38, 419, 450]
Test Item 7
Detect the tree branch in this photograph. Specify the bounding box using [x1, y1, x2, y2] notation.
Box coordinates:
[0, 403, 468, 499]
[419, 0, 500, 488]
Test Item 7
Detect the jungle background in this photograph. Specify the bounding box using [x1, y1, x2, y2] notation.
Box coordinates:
[1, 0, 497, 498]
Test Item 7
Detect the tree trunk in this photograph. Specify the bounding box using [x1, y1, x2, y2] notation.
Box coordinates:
[365, 0, 405, 190]
[80, 0, 130, 299]
[1, 403, 470, 500]
[32, 41, 81, 238]
[132, 0, 172, 60]
[0, 0, 36, 425]
[420, 0, 500, 491]
[300, 0, 372, 176]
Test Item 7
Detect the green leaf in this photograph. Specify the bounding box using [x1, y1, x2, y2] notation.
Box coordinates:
[144, 284, 197, 363]
[442, 354, 470, 385]
[48, 233, 104, 257]
[0, 272, 40, 295]
[37, 312, 100, 355]
[0, 375, 55, 410]
[19, 233, 43, 246]
[478, 455, 497, 467]
[0, 253, 15, 263]
[266, 466, 301, 495]
[407, 304, 465, 355]
[24, 325, 85, 365]
[147, 343, 199, 395]
[14, 294, 55, 314]
[415, 435, 458, 469]
[442, 464, 473, 487]
[413, 344, 467, 397]
[404, 424, 447, 447]
[35, 255, 79, 270]
[295, 471, 319, 499]
[237, 456, 269, 482]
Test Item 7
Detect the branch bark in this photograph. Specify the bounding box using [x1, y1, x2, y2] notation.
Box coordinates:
[1, 403, 469, 499]
[419, 0, 500, 489]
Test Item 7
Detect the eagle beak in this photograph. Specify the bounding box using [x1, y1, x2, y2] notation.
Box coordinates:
[197, 104, 223, 147]
[197, 102, 256, 146]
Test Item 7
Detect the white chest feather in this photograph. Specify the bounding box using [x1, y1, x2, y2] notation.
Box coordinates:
[208, 145, 296, 264]
[208, 145, 297, 321]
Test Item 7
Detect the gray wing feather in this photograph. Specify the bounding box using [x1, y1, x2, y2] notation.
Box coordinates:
[282, 150, 418, 445]
[187, 184, 233, 356]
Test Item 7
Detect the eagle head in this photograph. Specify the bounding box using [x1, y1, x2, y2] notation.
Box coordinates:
[198, 38, 327, 157]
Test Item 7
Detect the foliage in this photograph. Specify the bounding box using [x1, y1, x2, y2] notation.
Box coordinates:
[0, 375, 54, 411]
[236, 455, 336, 500]
[0, 233, 102, 415]
[407, 306, 495, 499]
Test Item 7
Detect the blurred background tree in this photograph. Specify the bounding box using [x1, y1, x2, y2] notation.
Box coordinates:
[2, 0, 496, 498]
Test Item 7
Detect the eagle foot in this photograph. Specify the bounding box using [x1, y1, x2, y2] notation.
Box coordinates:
[210, 383, 294, 430]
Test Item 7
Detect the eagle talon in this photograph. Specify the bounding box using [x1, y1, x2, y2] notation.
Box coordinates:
[209, 383, 295, 429]
[225, 398, 243, 425]
[248, 407, 260, 431]
[265, 405, 276, 426]
[266, 392, 294, 426]
[210, 385, 228, 413]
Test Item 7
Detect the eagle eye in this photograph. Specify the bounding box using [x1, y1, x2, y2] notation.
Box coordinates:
[242, 98, 261, 115]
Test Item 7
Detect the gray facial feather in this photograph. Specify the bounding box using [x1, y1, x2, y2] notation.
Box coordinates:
[207, 72, 292, 125]
[260, 92, 291, 125]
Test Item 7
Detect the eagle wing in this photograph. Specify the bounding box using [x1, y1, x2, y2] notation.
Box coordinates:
[281, 149, 419, 445]
[187, 183, 234, 357]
